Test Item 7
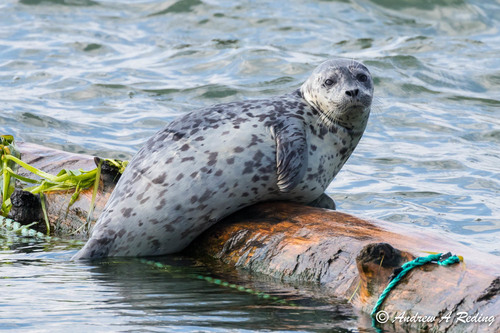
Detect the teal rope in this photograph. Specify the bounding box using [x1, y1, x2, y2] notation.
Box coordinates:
[371, 252, 461, 317]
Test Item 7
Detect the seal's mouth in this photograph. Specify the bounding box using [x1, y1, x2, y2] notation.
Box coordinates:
[346, 102, 366, 109]
[316, 101, 370, 130]
[339, 101, 370, 114]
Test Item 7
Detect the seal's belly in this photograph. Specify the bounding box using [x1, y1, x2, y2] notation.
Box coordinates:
[95, 122, 342, 257]
[96, 122, 278, 256]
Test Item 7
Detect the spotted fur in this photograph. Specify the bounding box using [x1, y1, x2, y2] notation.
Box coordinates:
[72, 58, 374, 259]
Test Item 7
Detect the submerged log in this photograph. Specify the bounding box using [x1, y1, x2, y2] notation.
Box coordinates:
[9, 142, 500, 332]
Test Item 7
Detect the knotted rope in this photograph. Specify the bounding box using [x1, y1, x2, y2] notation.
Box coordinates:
[371, 252, 461, 318]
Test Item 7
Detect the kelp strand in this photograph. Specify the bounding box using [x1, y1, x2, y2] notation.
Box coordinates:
[0, 135, 127, 235]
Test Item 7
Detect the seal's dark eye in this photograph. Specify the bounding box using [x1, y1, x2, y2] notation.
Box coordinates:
[357, 74, 368, 82]
[325, 79, 334, 86]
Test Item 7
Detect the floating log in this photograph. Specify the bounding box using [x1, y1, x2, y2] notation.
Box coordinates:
[9, 142, 500, 332]
[187, 202, 499, 332]
[11, 142, 116, 236]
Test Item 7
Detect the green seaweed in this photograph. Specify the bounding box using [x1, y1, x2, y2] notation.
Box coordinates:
[86, 158, 103, 229]
[1, 135, 20, 216]
[40, 192, 50, 234]
[0, 135, 127, 235]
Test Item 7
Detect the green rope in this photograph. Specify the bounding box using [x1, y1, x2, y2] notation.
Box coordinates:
[139, 259, 291, 305]
[371, 252, 461, 318]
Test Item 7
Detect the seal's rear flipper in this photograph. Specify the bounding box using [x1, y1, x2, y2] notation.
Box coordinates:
[307, 193, 336, 210]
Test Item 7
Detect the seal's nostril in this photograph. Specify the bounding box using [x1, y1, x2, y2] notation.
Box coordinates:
[345, 89, 359, 97]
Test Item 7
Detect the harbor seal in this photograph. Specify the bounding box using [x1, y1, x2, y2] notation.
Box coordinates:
[72, 58, 374, 259]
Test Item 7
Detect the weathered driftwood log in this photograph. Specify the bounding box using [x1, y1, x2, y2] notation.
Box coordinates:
[10, 142, 116, 236]
[10, 142, 500, 332]
[186, 202, 499, 332]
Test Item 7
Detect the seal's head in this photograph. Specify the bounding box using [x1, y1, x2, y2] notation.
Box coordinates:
[300, 58, 373, 130]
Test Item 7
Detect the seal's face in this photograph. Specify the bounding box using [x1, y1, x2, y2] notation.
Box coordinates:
[300, 59, 373, 130]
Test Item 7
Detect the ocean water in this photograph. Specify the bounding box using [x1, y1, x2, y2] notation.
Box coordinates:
[0, 0, 499, 331]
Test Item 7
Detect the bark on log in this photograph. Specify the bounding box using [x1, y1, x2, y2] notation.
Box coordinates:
[8, 142, 500, 332]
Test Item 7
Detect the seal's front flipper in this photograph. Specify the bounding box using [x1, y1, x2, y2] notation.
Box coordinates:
[307, 193, 336, 210]
[273, 120, 308, 193]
